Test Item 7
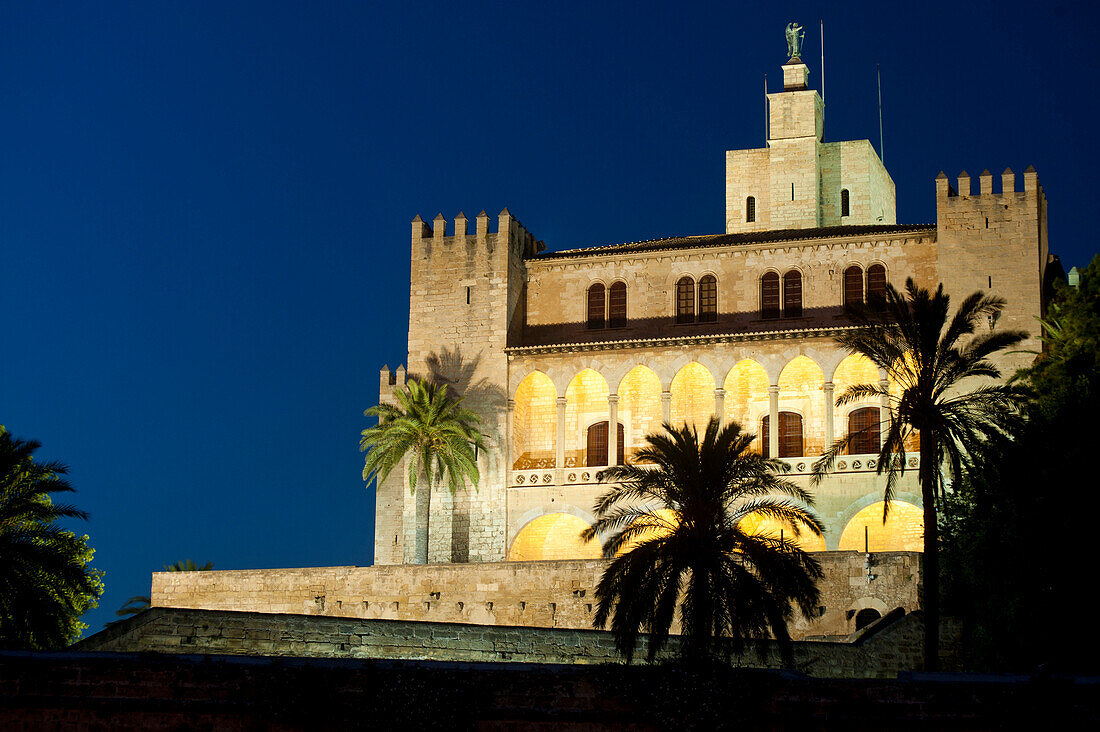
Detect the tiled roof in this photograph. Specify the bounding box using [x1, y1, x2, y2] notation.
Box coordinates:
[532, 224, 935, 260]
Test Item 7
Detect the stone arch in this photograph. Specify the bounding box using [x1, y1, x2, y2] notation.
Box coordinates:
[506, 511, 601, 561]
[616, 365, 663, 462]
[723, 359, 770, 451]
[777, 355, 826, 456]
[512, 371, 557, 470]
[565, 369, 610, 469]
[838, 500, 924, 553]
[739, 512, 827, 552]
[669, 361, 717, 432]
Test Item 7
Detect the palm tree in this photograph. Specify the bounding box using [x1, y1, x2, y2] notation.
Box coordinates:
[0, 428, 102, 649]
[812, 278, 1028, 671]
[582, 417, 824, 665]
[112, 560, 215, 623]
[361, 378, 486, 564]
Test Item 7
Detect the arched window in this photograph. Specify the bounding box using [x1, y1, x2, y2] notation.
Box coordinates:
[847, 407, 881, 454]
[761, 412, 804, 458]
[746, 196, 756, 223]
[586, 421, 625, 467]
[843, 266, 864, 308]
[587, 283, 605, 329]
[841, 188, 850, 218]
[760, 272, 780, 319]
[699, 275, 718, 322]
[609, 281, 627, 328]
[867, 264, 887, 305]
[783, 270, 802, 318]
[676, 276, 695, 324]
[855, 608, 881, 630]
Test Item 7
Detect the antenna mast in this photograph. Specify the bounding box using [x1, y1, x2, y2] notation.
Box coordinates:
[877, 63, 885, 164]
[764, 73, 769, 145]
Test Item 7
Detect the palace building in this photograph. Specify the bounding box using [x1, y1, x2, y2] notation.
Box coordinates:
[372, 52, 1055, 572]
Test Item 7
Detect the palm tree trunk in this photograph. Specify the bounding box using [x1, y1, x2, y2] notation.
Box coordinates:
[919, 433, 939, 672]
[414, 476, 431, 565]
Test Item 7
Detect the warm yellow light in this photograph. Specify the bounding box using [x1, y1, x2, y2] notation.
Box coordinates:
[838, 501, 924, 552]
[670, 362, 715, 432]
[512, 371, 557, 469]
[618, 365, 663, 461]
[616, 508, 678, 555]
[565, 369, 610, 465]
[777, 356, 826, 456]
[507, 513, 602, 561]
[739, 512, 827, 552]
[724, 359, 769, 448]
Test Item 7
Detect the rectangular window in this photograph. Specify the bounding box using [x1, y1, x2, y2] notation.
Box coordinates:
[761, 274, 780, 319]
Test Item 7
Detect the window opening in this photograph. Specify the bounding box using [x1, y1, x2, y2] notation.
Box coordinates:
[761, 412, 804, 458]
[847, 407, 881, 454]
[761, 272, 780, 319]
[841, 188, 850, 217]
[586, 422, 625, 467]
[466, 286, 471, 304]
[608, 281, 627, 328]
[783, 270, 803, 318]
[855, 608, 881, 630]
[844, 266, 864, 307]
[676, 277, 695, 324]
[587, 283, 605, 329]
[746, 196, 756, 223]
[699, 275, 718, 323]
[867, 264, 887, 305]
[791, 183, 795, 201]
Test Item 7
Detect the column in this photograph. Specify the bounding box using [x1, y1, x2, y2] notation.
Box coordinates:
[608, 394, 619, 466]
[660, 390, 672, 426]
[823, 382, 835, 448]
[878, 378, 892, 436]
[506, 399, 515, 474]
[555, 397, 567, 483]
[714, 388, 726, 425]
[768, 385, 779, 458]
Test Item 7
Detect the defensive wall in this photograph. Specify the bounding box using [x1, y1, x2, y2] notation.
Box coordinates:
[150, 553, 920, 640]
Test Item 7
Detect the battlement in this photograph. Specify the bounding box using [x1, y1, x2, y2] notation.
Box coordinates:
[935, 166, 1042, 200]
[411, 209, 545, 258]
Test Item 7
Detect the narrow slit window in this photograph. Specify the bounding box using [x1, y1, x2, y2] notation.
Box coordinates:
[841, 188, 850, 217]
[676, 277, 695, 324]
[783, 270, 802, 318]
[699, 275, 718, 322]
[746, 196, 756, 223]
[608, 281, 627, 328]
[466, 286, 471, 304]
[761, 272, 780, 319]
[791, 183, 795, 201]
[587, 283, 605, 329]
[844, 266, 864, 307]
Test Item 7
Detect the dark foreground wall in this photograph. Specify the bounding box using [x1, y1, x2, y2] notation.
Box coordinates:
[76, 606, 951, 678]
[3, 650, 1096, 730]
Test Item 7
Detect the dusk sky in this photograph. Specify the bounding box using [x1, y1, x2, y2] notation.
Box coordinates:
[2, 1, 1096, 635]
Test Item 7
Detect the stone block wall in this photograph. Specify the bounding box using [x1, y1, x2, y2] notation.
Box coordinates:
[150, 553, 921, 640]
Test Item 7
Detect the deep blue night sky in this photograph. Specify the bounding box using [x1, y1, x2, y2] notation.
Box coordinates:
[2, 1, 1096, 635]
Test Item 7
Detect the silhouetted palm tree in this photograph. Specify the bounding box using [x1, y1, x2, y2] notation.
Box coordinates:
[812, 278, 1028, 671]
[361, 379, 486, 564]
[583, 417, 824, 665]
[0, 429, 102, 649]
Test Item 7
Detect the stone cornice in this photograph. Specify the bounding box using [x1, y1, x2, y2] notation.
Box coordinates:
[506, 325, 862, 356]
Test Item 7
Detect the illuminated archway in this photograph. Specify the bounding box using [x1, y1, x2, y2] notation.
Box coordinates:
[670, 362, 716, 432]
[739, 512, 827, 552]
[838, 501, 924, 552]
[777, 356, 826, 456]
[723, 359, 770, 453]
[618, 365, 663, 463]
[507, 513, 601, 561]
[565, 369, 609, 468]
[512, 371, 556, 469]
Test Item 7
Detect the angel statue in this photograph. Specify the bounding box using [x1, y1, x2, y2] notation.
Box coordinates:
[785, 22, 804, 61]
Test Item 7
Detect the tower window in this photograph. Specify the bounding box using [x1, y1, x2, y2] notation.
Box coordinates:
[867, 264, 887, 305]
[762, 412, 804, 458]
[791, 183, 795, 201]
[847, 407, 881, 454]
[844, 266, 864, 307]
[587, 283, 605, 329]
[608, 281, 627, 328]
[783, 270, 803, 318]
[761, 272, 781, 319]
[699, 275, 718, 323]
[676, 276, 695, 324]
[746, 196, 756, 223]
[841, 188, 850, 217]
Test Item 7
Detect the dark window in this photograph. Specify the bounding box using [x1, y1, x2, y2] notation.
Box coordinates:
[746, 196, 756, 223]
[855, 608, 881, 630]
[761, 272, 780, 319]
[843, 266, 864, 307]
[841, 188, 850, 217]
[608, 281, 627, 328]
[586, 421, 625, 467]
[867, 264, 887, 305]
[699, 275, 718, 322]
[847, 407, 881, 454]
[783, 270, 802, 318]
[761, 412, 804, 458]
[587, 283, 605, 329]
[676, 276, 695, 324]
